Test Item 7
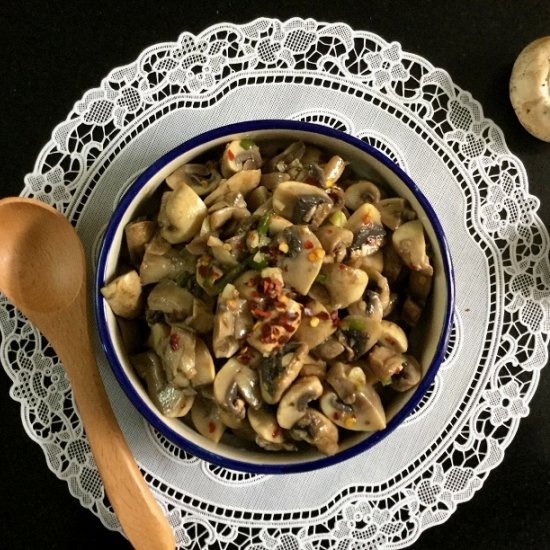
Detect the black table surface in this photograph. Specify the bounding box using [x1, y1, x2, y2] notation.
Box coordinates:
[1, 2, 549, 549]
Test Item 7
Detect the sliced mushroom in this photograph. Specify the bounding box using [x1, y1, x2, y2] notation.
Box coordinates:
[261, 172, 291, 190]
[367, 344, 407, 382]
[277, 225, 324, 295]
[376, 197, 416, 230]
[364, 269, 391, 315]
[248, 406, 296, 451]
[131, 351, 195, 418]
[401, 295, 424, 327]
[408, 270, 433, 303]
[139, 234, 196, 285]
[209, 204, 251, 232]
[299, 355, 327, 379]
[158, 182, 208, 244]
[326, 362, 367, 404]
[347, 290, 383, 321]
[382, 243, 404, 284]
[323, 155, 346, 187]
[221, 139, 262, 178]
[233, 270, 260, 301]
[213, 357, 262, 419]
[378, 320, 408, 353]
[101, 270, 143, 319]
[219, 408, 248, 430]
[277, 375, 323, 429]
[246, 186, 271, 212]
[273, 181, 333, 227]
[191, 337, 216, 387]
[246, 295, 302, 355]
[315, 226, 354, 263]
[391, 355, 422, 392]
[191, 394, 226, 443]
[181, 298, 214, 334]
[319, 263, 369, 309]
[147, 279, 194, 319]
[166, 161, 222, 196]
[289, 409, 339, 455]
[346, 203, 386, 258]
[392, 220, 433, 275]
[162, 327, 197, 388]
[293, 299, 336, 349]
[338, 315, 382, 359]
[125, 220, 157, 266]
[258, 343, 309, 404]
[212, 283, 253, 358]
[360, 250, 384, 273]
[204, 169, 262, 207]
[267, 214, 293, 235]
[344, 180, 382, 210]
[320, 386, 386, 431]
[312, 336, 345, 361]
[265, 141, 306, 173]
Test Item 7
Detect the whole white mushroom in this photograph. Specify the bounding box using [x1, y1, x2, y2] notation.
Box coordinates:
[509, 36, 550, 142]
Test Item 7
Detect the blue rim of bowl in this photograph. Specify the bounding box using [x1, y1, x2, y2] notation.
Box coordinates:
[95, 119, 455, 474]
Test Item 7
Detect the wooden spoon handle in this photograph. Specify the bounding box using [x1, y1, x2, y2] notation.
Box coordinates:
[46, 299, 175, 550]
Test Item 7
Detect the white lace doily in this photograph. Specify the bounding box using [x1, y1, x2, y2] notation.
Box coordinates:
[2, 18, 549, 549]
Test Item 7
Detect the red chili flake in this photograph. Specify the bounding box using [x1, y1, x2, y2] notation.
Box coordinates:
[304, 176, 317, 185]
[330, 310, 340, 328]
[261, 323, 276, 342]
[280, 322, 295, 333]
[227, 149, 235, 161]
[272, 426, 281, 439]
[198, 265, 209, 277]
[239, 354, 251, 365]
[316, 311, 330, 321]
[252, 308, 271, 319]
[333, 412, 340, 421]
[208, 422, 216, 434]
[170, 333, 180, 351]
[283, 265, 289, 273]
[338, 263, 346, 270]
[304, 240, 314, 249]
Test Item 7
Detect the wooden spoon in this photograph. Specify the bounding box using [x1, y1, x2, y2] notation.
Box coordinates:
[0, 197, 175, 550]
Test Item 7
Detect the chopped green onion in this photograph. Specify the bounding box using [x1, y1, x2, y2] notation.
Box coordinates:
[341, 318, 367, 332]
[257, 210, 274, 236]
[211, 264, 246, 294]
[315, 273, 328, 284]
[175, 272, 192, 287]
[329, 211, 347, 227]
[381, 376, 393, 386]
[240, 138, 256, 150]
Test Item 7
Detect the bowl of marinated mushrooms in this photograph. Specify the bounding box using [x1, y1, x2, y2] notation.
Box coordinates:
[96, 120, 454, 473]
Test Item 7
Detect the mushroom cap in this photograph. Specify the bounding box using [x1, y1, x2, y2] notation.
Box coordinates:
[158, 183, 208, 244]
[259, 343, 309, 405]
[191, 394, 226, 443]
[213, 358, 262, 419]
[510, 36, 550, 142]
[100, 270, 143, 319]
[320, 386, 386, 432]
[276, 375, 323, 429]
[290, 409, 339, 455]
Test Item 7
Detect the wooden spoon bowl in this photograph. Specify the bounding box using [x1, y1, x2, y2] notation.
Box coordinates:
[0, 197, 175, 550]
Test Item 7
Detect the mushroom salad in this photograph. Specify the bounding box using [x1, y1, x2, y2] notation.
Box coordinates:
[101, 138, 434, 456]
